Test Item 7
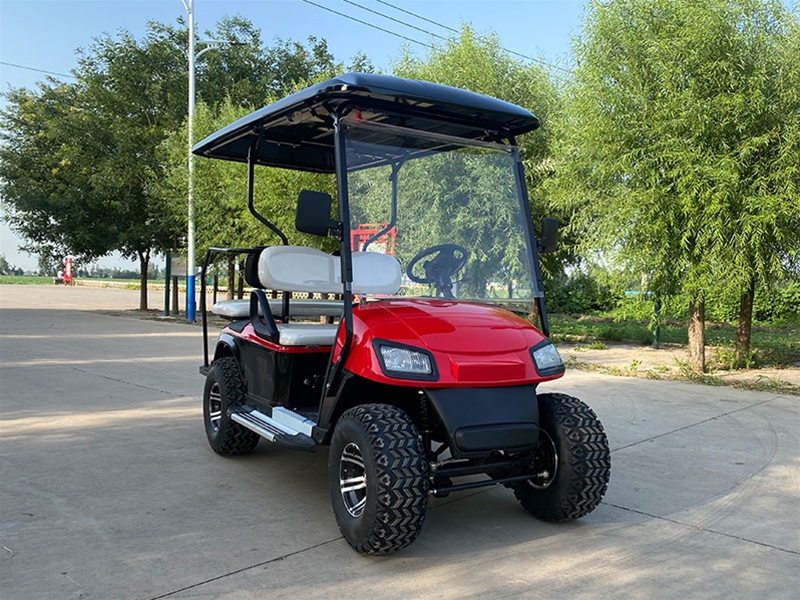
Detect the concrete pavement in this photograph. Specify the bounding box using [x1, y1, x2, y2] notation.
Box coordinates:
[1, 285, 798, 599]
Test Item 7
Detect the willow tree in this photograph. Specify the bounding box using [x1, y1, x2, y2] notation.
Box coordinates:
[552, 0, 799, 371]
[716, 5, 800, 364]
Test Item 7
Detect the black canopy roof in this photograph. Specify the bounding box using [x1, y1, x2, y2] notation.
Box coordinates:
[192, 73, 540, 174]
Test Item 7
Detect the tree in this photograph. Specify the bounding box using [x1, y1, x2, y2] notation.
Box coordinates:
[719, 5, 800, 364]
[392, 25, 560, 220]
[1, 21, 190, 310]
[0, 255, 11, 275]
[196, 18, 354, 108]
[1, 18, 359, 310]
[552, 0, 799, 371]
[157, 38, 372, 295]
[0, 82, 123, 267]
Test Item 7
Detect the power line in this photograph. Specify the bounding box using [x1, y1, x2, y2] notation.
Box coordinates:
[336, 0, 572, 74]
[298, 0, 435, 49]
[302, 0, 570, 73]
[0, 61, 76, 80]
[373, 0, 458, 35]
[341, 0, 449, 41]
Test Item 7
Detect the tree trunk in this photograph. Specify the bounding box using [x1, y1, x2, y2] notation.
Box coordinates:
[735, 280, 755, 366]
[529, 299, 541, 329]
[138, 250, 150, 311]
[237, 259, 244, 299]
[172, 276, 179, 314]
[227, 257, 235, 300]
[687, 297, 705, 373]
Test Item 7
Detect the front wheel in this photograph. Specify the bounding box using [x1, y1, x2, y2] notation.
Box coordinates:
[512, 393, 610, 521]
[328, 404, 429, 555]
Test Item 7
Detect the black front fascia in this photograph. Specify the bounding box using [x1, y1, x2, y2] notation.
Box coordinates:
[425, 385, 539, 459]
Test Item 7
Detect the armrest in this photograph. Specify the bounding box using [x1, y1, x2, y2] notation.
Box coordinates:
[250, 290, 279, 342]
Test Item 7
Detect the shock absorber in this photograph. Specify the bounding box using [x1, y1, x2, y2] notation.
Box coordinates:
[418, 389, 433, 458]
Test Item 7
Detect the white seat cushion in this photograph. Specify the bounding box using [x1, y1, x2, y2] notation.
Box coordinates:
[212, 298, 343, 319]
[277, 323, 339, 346]
[211, 299, 250, 318]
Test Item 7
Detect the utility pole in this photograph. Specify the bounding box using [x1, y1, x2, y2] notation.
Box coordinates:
[181, 0, 232, 322]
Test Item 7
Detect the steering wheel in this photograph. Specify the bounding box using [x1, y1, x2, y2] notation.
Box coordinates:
[406, 244, 469, 298]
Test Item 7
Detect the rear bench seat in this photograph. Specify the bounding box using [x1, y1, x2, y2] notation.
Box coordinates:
[217, 246, 401, 347]
[212, 298, 343, 319]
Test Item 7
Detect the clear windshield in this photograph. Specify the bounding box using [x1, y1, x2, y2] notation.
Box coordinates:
[345, 120, 541, 306]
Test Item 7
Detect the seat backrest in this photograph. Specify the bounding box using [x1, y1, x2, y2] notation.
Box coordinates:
[257, 246, 402, 296]
[244, 246, 265, 289]
[258, 246, 341, 294]
[351, 251, 401, 295]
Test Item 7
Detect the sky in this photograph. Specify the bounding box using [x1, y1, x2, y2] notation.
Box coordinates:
[0, 0, 588, 271]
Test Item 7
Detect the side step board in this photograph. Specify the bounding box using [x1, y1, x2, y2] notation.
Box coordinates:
[231, 406, 317, 452]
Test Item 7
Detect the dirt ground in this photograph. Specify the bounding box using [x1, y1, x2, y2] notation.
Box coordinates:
[559, 341, 800, 390]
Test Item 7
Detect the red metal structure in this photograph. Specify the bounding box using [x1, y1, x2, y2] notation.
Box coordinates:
[350, 223, 396, 254]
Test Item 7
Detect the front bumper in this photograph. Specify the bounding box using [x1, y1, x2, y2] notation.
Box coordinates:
[425, 385, 539, 459]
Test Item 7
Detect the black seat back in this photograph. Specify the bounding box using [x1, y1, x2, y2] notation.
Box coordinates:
[244, 247, 265, 289]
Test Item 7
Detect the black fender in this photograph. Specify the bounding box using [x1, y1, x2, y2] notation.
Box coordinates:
[213, 331, 244, 371]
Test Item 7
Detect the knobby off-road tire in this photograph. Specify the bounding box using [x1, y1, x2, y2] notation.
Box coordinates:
[513, 393, 610, 521]
[329, 404, 429, 555]
[203, 357, 260, 455]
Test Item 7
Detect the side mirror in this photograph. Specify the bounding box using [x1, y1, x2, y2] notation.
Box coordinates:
[296, 190, 338, 237]
[537, 217, 558, 254]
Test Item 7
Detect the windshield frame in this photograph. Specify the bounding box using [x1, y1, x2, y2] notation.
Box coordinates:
[338, 117, 543, 307]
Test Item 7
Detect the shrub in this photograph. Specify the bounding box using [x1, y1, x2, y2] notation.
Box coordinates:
[544, 271, 619, 314]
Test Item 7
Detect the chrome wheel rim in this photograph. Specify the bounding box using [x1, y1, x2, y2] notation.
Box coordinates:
[339, 442, 367, 518]
[526, 429, 558, 490]
[208, 382, 222, 433]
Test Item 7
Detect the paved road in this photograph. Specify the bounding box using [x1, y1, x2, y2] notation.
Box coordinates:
[1, 285, 798, 599]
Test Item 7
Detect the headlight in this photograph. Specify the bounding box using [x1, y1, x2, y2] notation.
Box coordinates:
[374, 341, 438, 380]
[531, 340, 564, 376]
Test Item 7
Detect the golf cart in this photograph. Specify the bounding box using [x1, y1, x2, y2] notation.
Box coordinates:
[194, 73, 610, 555]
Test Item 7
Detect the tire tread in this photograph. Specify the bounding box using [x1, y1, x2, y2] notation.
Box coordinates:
[334, 404, 429, 555]
[514, 392, 610, 521]
[205, 357, 260, 456]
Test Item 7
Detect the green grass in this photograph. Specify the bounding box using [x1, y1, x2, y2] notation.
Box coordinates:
[550, 313, 799, 368]
[0, 275, 53, 285]
[0, 275, 141, 285]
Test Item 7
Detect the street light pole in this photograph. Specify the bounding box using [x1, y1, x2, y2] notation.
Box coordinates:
[182, 0, 230, 323]
[183, 0, 197, 322]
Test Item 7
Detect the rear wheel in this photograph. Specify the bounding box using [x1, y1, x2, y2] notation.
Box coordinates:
[329, 404, 429, 554]
[203, 357, 260, 455]
[513, 393, 610, 521]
